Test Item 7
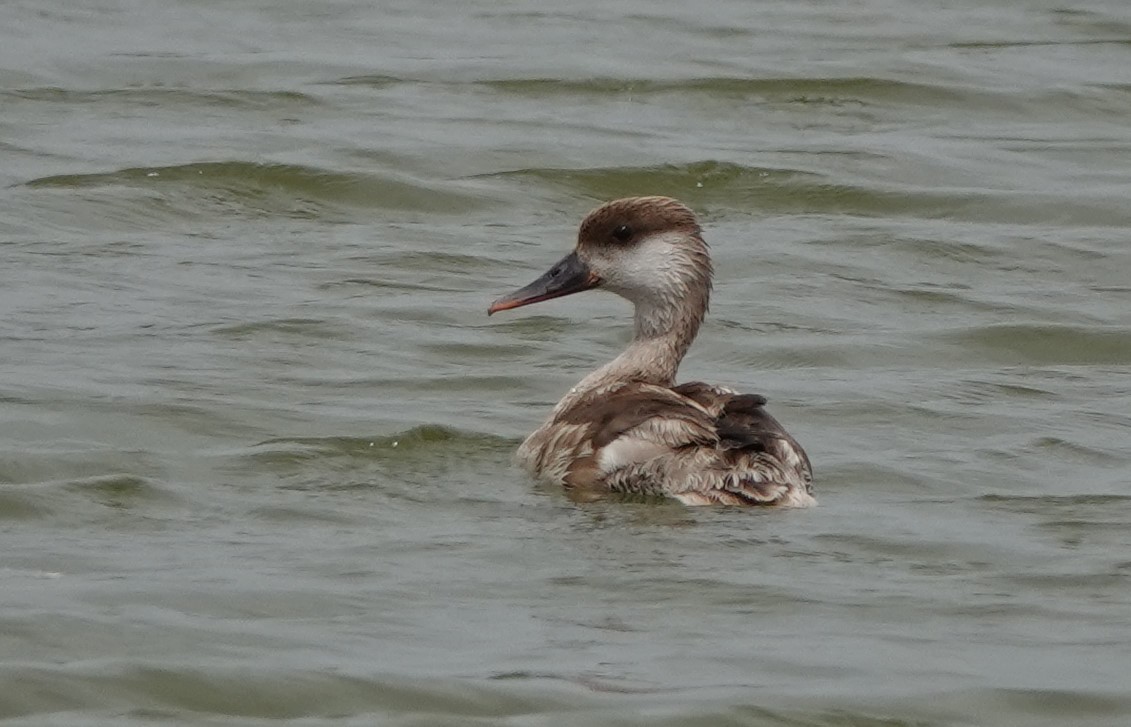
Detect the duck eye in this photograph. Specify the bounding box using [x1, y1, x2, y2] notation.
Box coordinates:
[612, 224, 632, 242]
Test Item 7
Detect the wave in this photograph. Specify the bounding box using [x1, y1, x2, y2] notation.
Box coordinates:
[480, 160, 1131, 225]
[0, 473, 181, 523]
[240, 425, 515, 472]
[933, 323, 1131, 366]
[25, 161, 490, 218]
[2, 662, 1129, 725]
[3, 86, 320, 110]
[479, 75, 981, 105]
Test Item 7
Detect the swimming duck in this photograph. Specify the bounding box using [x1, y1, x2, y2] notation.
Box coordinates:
[489, 196, 814, 507]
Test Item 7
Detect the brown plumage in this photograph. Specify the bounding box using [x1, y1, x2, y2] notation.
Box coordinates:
[489, 196, 814, 507]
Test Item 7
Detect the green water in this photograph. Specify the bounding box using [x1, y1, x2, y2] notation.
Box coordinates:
[3, 1, 1131, 724]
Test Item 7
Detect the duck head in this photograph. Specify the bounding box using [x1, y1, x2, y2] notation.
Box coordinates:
[488, 196, 711, 317]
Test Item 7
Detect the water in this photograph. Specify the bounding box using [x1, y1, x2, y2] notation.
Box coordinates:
[3, 0, 1131, 724]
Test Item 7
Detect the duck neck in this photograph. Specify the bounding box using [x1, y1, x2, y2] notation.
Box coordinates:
[566, 282, 710, 403]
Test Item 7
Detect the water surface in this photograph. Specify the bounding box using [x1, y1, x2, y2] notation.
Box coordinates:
[3, 1, 1131, 725]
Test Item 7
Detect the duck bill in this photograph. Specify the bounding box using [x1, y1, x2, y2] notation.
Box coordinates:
[488, 251, 600, 315]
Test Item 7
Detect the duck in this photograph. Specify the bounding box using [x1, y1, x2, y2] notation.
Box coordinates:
[488, 196, 814, 507]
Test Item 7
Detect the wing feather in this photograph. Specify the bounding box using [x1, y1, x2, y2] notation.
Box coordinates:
[527, 380, 814, 507]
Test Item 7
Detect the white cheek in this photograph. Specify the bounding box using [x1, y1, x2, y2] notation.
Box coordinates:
[603, 233, 683, 297]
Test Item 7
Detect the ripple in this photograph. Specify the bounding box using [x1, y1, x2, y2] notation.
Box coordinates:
[1022, 436, 1125, 465]
[0, 473, 182, 522]
[0, 446, 163, 493]
[0, 490, 52, 521]
[484, 160, 1131, 224]
[979, 493, 1131, 517]
[0, 665, 586, 722]
[934, 324, 1131, 365]
[485, 160, 815, 209]
[330, 74, 408, 88]
[25, 161, 490, 218]
[20, 660, 1129, 726]
[212, 317, 352, 341]
[238, 425, 514, 473]
[23, 670, 1118, 725]
[479, 75, 989, 107]
[3, 86, 320, 110]
[61, 473, 172, 502]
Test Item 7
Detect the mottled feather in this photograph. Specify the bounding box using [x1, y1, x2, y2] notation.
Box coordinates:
[518, 380, 814, 507]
